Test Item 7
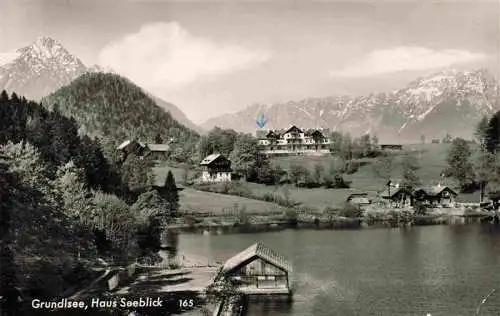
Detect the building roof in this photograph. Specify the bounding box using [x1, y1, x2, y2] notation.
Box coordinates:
[284, 125, 303, 134]
[347, 193, 368, 198]
[349, 197, 371, 205]
[200, 153, 226, 165]
[414, 185, 457, 197]
[147, 144, 170, 152]
[347, 193, 371, 204]
[310, 130, 325, 138]
[222, 242, 292, 273]
[117, 139, 146, 150]
[379, 186, 413, 198]
[117, 139, 132, 150]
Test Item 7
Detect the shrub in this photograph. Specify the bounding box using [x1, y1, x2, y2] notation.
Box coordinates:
[283, 209, 298, 227]
[413, 201, 428, 216]
[345, 162, 360, 174]
[183, 215, 197, 228]
[339, 203, 363, 218]
[323, 206, 340, 214]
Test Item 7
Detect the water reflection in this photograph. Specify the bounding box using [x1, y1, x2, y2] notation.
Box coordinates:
[179, 224, 500, 316]
[243, 297, 292, 316]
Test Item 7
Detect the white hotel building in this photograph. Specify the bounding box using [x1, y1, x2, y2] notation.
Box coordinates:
[256, 125, 332, 155]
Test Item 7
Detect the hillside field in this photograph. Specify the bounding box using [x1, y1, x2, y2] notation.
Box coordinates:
[152, 165, 286, 215]
[259, 143, 481, 209]
[155, 142, 481, 213]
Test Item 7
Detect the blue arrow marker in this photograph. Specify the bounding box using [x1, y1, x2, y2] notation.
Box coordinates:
[256, 113, 267, 129]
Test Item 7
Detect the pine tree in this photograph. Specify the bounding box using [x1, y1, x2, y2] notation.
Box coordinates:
[446, 138, 474, 191]
[486, 111, 500, 153]
[401, 154, 421, 190]
[164, 170, 180, 216]
[475, 115, 489, 147]
[0, 90, 8, 102]
[154, 133, 162, 144]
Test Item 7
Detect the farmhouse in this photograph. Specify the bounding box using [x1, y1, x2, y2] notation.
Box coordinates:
[413, 184, 457, 207]
[117, 139, 170, 160]
[199, 153, 232, 183]
[144, 143, 170, 160]
[217, 242, 292, 295]
[346, 193, 371, 206]
[379, 184, 413, 208]
[117, 139, 146, 156]
[380, 144, 403, 150]
[257, 125, 331, 155]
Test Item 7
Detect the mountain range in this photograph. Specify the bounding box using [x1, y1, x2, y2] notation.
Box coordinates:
[0, 36, 202, 133]
[202, 68, 500, 143]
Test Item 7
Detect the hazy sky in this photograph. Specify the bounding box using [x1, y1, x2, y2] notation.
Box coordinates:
[1, 0, 499, 123]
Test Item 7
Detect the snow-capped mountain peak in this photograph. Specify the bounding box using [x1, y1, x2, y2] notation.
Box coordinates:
[17, 36, 86, 72]
[0, 36, 203, 133]
[0, 36, 88, 100]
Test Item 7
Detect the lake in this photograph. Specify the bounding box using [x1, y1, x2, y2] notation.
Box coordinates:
[179, 223, 500, 316]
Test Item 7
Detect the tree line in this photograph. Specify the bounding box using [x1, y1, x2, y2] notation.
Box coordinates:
[0, 91, 181, 307]
[444, 112, 500, 201]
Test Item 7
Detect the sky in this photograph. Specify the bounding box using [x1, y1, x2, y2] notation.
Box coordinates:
[0, 0, 499, 124]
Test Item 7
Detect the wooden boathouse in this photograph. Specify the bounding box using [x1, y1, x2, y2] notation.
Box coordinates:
[217, 242, 292, 296]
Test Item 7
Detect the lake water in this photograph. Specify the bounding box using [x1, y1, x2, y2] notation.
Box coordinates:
[179, 223, 500, 316]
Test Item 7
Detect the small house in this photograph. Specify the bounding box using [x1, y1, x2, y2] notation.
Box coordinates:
[218, 242, 292, 295]
[144, 143, 170, 161]
[380, 144, 403, 150]
[413, 185, 457, 207]
[346, 193, 371, 206]
[117, 139, 146, 157]
[199, 154, 232, 183]
[379, 185, 413, 208]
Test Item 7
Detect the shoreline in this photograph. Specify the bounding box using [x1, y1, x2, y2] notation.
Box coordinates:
[174, 211, 494, 235]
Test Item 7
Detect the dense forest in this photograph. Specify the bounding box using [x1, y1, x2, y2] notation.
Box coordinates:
[41, 72, 200, 162]
[0, 91, 180, 306]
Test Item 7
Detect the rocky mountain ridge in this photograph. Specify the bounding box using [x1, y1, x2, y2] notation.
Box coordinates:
[202, 68, 500, 142]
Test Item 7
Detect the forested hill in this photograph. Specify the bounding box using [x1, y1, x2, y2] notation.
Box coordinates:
[41, 72, 200, 161]
[0, 90, 126, 196]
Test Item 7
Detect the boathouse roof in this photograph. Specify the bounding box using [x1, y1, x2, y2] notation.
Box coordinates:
[222, 242, 292, 273]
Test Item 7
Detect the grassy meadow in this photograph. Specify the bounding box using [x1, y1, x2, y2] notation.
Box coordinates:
[179, 187, 287, 215]
[152, 164, 287, 215]
[155, 142, 482, 214]
[255, 143, 480, 209]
